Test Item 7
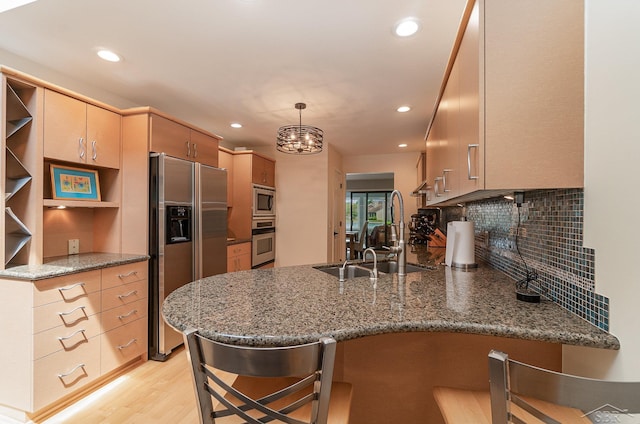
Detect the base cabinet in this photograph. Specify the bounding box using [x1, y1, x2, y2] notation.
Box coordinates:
[0, 260, 148, 418]
[227, 242, 251, 272]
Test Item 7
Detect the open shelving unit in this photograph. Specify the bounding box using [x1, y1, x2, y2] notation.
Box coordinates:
[2, 77, 39, 268]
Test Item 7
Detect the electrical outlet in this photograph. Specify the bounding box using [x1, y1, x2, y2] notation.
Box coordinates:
[509, 227, 527, 237]
[68, 239, 79, 255]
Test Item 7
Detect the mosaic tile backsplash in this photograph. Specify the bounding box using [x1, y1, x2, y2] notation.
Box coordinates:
[450, 189, 609, 331]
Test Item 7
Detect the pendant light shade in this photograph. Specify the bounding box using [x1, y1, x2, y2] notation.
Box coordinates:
[276, 103, 323, 154]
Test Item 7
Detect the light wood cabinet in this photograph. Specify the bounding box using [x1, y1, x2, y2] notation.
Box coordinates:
[229, 152, 276, 240]
[2, 72, 125, 271]
[425, 0, 584, 205]
[251, 154, 275, 187]
[0, 261, 148, 415]
[218, 147, 234, 207]
[2, 75, 41, 269]
[227, 242, 252, 272]
[43, 89, 121, 169]
[149, 113, 219, 167]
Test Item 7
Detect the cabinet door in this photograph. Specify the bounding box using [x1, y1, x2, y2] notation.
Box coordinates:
[263, 158, 275, 187]
[218, 149, 234, 206]
[426, 106, 446, 203]
[441, 58, 460, 201]
[87, 104, 121, 169]
[457, 1, 482, 195]
[237, 253, 252, 271]
[252, 155, 275, 187]
[191, 130, 219, 167]
[43, 89, 87, 164]
[149, 114, 190, 160]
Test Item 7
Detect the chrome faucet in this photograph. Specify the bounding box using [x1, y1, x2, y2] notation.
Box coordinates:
[339, 259, 355, 282]
[385, 189, 406, 277]
[363, 247, 378, 280]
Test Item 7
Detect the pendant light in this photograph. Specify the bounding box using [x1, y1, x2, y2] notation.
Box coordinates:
[276, 103, 323, 154]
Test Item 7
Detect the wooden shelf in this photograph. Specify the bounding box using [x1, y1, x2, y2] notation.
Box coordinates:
[43, 199, 119, 208]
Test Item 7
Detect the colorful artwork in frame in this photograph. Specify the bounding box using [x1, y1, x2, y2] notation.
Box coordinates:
[50, 165, 101, 201]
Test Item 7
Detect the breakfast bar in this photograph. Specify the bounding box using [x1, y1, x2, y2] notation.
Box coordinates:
[163, 258, 619, 423]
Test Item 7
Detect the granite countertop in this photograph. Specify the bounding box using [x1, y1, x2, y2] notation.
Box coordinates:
[0, 252, 149, 281]
[163, 252, 620, 350]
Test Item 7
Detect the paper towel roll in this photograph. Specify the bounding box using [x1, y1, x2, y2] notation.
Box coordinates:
[445, 221, 477, 269]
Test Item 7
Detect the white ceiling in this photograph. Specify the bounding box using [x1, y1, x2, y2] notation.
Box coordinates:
[0, 0, 466, 156]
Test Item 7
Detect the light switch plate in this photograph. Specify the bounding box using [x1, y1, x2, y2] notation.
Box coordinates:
[68, 239, 79, 255]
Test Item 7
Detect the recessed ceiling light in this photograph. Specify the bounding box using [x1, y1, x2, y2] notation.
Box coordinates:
[97, 49, 121, 62]
[397, 106, 411, 113]
[394, 18, 420, 37]
[230, 123, 242, 129]
[398, 143, 408, 148]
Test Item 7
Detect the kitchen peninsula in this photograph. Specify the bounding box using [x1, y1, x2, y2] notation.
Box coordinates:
[163, 254, 619, 424]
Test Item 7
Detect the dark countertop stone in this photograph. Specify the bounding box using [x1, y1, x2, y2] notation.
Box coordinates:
[0, 253, 149, 280]
[163, 249, 619, 350]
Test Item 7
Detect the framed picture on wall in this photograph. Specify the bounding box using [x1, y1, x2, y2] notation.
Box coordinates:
[50, 165, 101, 201]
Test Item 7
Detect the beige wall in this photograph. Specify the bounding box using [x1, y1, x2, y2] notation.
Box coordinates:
[343, 151, 423, 229]
[562, 0, 640, 379]
[253, 145, 331, 267]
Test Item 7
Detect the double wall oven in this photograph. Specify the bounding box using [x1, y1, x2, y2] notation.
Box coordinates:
[252, 184, 276, 267]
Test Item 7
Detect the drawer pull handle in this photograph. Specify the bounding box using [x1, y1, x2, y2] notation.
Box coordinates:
[58, 363, 86, 379]
[58, 329, 86, 342]
[118, 338, 137, 350]
[58, 282, 86, 293]
[78, 138, 85, 159]
[118, 290, 138, 299]
[467, 144, 480, 180]
[118, 309, 138, 320]
[58, 306, 87, 317]
[91, 140, 97, 161]
[117, 270, 138, 279]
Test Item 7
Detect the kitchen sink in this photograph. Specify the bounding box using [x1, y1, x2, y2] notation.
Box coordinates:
[314, 261, 430, 280]
[359, 261, 429, 274]
[314, 264, 373, 279]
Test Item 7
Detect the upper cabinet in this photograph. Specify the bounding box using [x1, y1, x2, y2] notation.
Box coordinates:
[251, 154, 275, 187]
[149, 113, 219, 167]
[218, 147, 234, 207]
[43, 89, 121, 169]
[425, 0, 584, 205]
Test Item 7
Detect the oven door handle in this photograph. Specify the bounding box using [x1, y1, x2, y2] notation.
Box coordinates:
[252, 227, 275, 235]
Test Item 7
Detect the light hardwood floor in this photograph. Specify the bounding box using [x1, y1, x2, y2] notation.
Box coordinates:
[42, 347, 199, 424]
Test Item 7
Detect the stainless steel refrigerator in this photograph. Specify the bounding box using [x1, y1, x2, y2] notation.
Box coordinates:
[148, 153, 227, 361]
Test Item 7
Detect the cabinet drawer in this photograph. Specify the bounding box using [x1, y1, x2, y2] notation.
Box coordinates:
[102, 298, 147, 333]
[228, 242, 251, 256]
[33, 335, 101, 411]
[101, 317, 147, 372]
[101, 280, 147, 311]
[34, 314, 102, 360]
[33, 290, 101, 334]
[33, 270, 101, 307]
[102, 261, 148, 290]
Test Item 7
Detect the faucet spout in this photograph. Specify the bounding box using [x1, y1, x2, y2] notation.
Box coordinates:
[390, 190, 406, 277]
[363, 247, 378, 280]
